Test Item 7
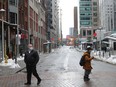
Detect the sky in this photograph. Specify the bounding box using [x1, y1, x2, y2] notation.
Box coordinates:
[59, 0, 79, 38]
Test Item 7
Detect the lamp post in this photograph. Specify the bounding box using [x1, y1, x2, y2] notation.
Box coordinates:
[96, 27, 103, 57]
[100, 27, 103, 57]
[0, 9, 5, 61]
[16, 25, 19, 64]
[15, 0, 19, 64]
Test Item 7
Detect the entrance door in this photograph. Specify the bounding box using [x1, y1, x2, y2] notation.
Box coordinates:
[114, 42, 116, 50]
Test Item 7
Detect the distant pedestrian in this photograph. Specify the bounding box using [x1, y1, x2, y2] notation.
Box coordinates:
[83, 46, 94, 81]
[104, 47, 107, 52]
[24, 44, 41, 85]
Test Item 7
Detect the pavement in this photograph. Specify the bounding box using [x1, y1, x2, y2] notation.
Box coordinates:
[0, 47, 116, 87]
[0, 47, 116, 76]
[0, 49, 59, 87]
[0, 52, 50, 76]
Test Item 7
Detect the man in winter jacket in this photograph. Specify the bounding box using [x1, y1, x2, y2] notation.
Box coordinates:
[24, 44, 41, 85]
[83, 46, 94, 81]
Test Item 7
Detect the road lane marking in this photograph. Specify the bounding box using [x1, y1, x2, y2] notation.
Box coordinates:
[64, 54, 69, 70]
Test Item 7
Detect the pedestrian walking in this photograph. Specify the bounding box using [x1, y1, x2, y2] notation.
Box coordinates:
[83, 46, 94, 81]
[104, 46, 107, 53]
[24, 44, 41, 85]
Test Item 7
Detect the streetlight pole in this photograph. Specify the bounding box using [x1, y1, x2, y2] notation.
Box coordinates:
[99, 28, 102, 57]
[16, 0, 19, 64]
[16, 25, 19, 64]
[95, 27, 103, 57]
[0, 9, 5, 61]
[97, 27, 103, 57]
[2, 11, 4, 61]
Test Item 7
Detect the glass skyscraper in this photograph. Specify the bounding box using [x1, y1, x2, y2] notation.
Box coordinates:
[80, 0, 92, 27]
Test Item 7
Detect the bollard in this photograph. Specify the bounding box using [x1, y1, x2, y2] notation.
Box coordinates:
[103, 51, 104, 57]
[99, 51, 101, 57]
[109, 51, 111, 57]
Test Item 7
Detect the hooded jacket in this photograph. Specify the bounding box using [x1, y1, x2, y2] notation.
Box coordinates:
[83, 52, 93, 70]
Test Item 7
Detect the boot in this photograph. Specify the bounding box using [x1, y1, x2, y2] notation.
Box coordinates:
[84, 76, 90, 81]
[37, 78, 41, 85]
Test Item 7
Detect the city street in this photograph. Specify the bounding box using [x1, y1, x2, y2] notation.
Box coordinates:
[0, 46, 116, 87]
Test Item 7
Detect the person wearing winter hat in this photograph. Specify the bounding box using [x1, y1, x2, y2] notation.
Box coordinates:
[83, 45, 94, 81]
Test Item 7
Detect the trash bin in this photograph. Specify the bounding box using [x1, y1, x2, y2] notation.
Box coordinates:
[43, 43, 47, 53]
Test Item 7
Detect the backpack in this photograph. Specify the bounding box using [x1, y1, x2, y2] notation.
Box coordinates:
[79, 55, 85, 66]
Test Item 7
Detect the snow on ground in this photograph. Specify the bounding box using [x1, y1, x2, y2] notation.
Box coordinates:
[0, 56, 24, 68]
[92, 51, 116, 64]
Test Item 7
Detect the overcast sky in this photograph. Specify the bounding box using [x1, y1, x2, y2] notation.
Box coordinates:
[59, 0, 78, 38]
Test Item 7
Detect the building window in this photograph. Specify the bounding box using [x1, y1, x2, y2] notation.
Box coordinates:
[9, 0, 17, 6]
[93, 2, 97, 5]
[80, 21, 92, 25]
[93, 24, 98, 26]
[87, 30, 91, 35]
[80, 13, 91, 16]
[83, 30, 86, 36]
[10, 12, 17, 24]
[80, 3, 91, 6]
[80, 7, 91, 11]
[80, 13, 85, 15]
[93, 13, 97, 16]
[93, 7, 97, 11]
[80, 17, 91, 20]
[93, 18, 97, 22]
[85, 7, 91, 11]
[30, 7, 33, 18]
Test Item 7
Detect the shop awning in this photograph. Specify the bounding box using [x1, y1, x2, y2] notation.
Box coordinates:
[105, 36, 116, 41]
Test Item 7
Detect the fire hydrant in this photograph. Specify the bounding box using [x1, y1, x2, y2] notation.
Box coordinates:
[4, 54, 8, 63]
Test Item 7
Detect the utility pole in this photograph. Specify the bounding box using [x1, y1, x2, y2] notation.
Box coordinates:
[97, 27, 103, 58]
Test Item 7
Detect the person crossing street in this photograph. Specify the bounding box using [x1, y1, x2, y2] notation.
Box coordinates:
[83, 46, 94, 81]
[24, 44, 41, 85]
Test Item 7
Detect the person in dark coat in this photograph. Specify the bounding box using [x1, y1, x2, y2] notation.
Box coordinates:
[83, 46, 94, 81]
[24, 44, 41, 85]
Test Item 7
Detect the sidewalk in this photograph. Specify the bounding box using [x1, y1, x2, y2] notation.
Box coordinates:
[0, 52, 51, 76]
[0, 48, 58, 76]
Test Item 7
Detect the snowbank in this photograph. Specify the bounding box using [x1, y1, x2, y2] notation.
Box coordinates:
[92, 51, 116, 65]
[0, 56, 24, 68]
